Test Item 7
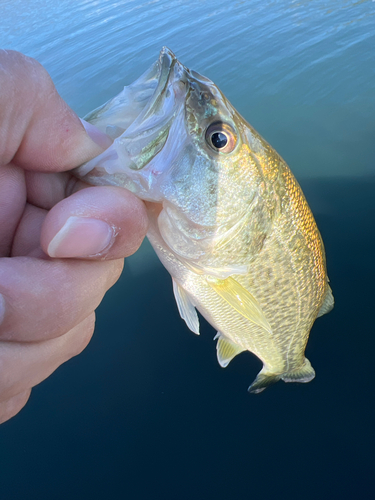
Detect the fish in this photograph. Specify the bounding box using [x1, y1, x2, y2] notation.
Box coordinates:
[75, 47, 334, 393]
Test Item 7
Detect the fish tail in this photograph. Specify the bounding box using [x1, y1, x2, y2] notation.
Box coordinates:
[247, 369, 281, 394]
[248, 358, 315, 394]
[280, 357, 315, 384]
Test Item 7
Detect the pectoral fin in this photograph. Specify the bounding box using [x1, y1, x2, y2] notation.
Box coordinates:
[206, 276, 272, 334]
[172, 279, 200, 335]
[214, 333, 245, 368]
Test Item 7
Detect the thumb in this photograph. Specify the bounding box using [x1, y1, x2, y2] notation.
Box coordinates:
[0, 50, 105, 172]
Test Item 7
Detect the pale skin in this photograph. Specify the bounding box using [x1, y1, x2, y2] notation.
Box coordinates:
[0, 50, 148, 424]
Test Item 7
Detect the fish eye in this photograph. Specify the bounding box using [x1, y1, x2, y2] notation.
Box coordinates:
[205, 122, 237, 153]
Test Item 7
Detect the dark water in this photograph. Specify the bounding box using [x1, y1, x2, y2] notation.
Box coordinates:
[1, 1, 375, 499]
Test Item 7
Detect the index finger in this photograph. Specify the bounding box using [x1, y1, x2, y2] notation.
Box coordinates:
[0, 50, 104, 171]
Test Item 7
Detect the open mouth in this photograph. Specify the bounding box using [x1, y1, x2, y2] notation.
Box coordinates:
[84, 47, 179, 136]
[75, 47, 186, 180]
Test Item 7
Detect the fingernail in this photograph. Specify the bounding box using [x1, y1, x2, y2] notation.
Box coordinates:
[80, 119, 113, 149]
[0, 293, 5, 326]
[47, 216, 114, 258]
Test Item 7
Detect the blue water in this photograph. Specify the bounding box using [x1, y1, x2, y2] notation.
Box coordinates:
[1, 1, 375, 499]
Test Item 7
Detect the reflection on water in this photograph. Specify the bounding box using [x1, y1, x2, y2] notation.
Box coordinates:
[1, 1, 375, 499]
[2, 0, 374, 178]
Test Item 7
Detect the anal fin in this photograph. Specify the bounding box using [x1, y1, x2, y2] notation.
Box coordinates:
[172, 279, 200, 335]
[214, 333, 245, 368]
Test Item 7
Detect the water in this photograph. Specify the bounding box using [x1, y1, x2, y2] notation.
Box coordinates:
[1, 1, 374, 499]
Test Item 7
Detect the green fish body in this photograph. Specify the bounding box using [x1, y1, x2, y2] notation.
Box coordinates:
[75, 48, 333, 392]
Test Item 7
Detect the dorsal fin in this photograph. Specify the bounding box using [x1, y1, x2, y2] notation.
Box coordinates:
[317, 285, 334, 318]
[214, 333, 245, 368]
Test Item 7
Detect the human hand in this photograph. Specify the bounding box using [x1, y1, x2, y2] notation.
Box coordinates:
[0, 50, 148, 424]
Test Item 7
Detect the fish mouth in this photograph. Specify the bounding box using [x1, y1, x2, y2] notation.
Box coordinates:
[75, 47, 189, 181]
[141, 47, 182, 122]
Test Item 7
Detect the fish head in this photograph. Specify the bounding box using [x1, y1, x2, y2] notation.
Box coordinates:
[76, 48, 276, 266]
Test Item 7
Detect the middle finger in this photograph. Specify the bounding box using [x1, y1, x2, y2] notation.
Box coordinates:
[0, 256, 123, 342]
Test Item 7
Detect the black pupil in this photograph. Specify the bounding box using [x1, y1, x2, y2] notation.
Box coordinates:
[211, 132, 228, 149]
